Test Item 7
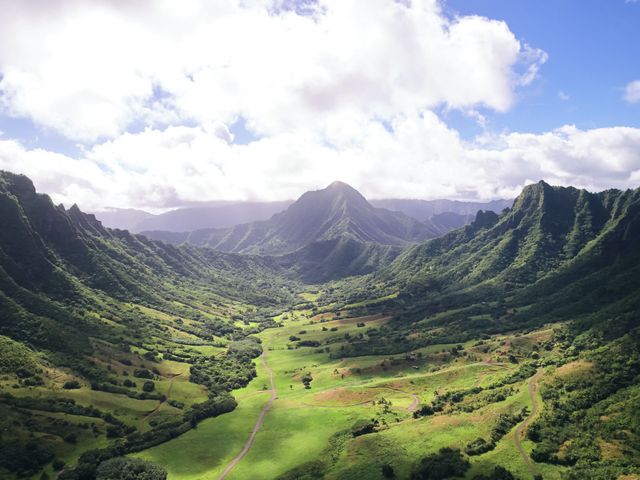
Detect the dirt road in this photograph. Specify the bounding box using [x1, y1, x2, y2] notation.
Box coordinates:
[217, 350, 276, 480]
[514, 369, 544, 475]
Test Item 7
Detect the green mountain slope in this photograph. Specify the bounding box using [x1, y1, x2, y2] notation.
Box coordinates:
[0, 171, 300, 478]
[335, 181, 640, 348]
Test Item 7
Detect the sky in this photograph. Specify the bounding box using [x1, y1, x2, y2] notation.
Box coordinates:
[0, 0, 639, 212]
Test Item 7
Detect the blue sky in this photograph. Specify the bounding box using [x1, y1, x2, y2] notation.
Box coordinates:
[444, 0, 640, 137]
[0, 0, 639, 210]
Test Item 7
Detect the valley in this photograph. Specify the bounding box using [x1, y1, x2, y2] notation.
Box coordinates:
[0, 172, 639, 480]
[136, 298, 562, 480]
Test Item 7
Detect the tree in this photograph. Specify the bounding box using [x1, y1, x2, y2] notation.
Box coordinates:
[411, 448, 470, 480]
[142, 381, 155, 392]
[381, 464, 395, 478]
[472, 465, 517, 480]
[96, 457, 167, 480]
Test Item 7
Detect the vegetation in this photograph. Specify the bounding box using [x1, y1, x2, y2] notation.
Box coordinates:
[1, 172, 640, 479]
[96, 457, 166, 480]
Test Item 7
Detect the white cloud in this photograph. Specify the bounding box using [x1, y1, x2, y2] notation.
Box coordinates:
[3, 119, 640, 211]
[0, 0, 545, 142]
[558, 91, 569, 101]
[624, 80, 640, 104]
[7, 0, 631, 212]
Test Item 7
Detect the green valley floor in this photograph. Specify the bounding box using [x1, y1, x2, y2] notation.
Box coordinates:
[136, 303, 565, 480]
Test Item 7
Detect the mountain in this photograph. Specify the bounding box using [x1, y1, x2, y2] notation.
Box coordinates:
[0, 171, 292, 354]
[142, 181, 451, 255]
[93, 201, 293, 233]
[0, 170, 303, 479]
[2, 172, 639, 480]
[91, 207, 155, 232]
[369, 197, 513, 221]
[348, 180, 640, 346]
[93, 193, 509, 234]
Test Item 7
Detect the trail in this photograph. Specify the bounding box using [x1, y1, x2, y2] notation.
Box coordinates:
[218, 350, 276, 480]
[138, 371, 183, 430]
[302, 386, 419, 411]
[367, 386, 419, 412]
[514, 369, 544, 476]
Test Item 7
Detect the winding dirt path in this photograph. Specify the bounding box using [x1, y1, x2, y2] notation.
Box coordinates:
[138, 371, 183, 430]
[368, 386, 419, 412]
[218, 350, 276, 480]
[514, 369, 544, 475]
[302, 385, 419, 412]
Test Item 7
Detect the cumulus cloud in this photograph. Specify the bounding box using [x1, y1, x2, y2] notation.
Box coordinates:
[3, 0, 632, 211]
[624, 80, 640, 104]
[3, 119, 640, 211]
[0, 0, 545, 141]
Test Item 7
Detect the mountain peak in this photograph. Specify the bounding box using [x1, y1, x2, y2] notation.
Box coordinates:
[326, 180, 355, 190]
[317, 181, 368, 207]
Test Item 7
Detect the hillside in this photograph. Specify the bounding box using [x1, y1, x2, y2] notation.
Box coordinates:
[0, 170, 300, 479]
[335, 180, 640, 348]
[143, 181, 449, 255]
[2, 173, 639, 480]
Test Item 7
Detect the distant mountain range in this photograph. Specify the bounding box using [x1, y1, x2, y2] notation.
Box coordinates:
[143, 182, 445, 254]
[94, 202, 293, 233]
[369, 198, 512, 221]
[140, 182, 509, 257]
[93, 190, 511, 234]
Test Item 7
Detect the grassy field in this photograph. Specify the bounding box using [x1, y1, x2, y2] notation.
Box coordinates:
[134, 304, 564, 480]
[0, 288, 567, 480]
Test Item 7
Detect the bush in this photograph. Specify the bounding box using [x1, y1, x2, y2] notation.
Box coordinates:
[411, 448, 470, 480]
[472, 466, 517, 480]
[142, 381, 155, 392]
[133, 368, 153, 379]
[381, 464, 395, 478]
[0, 443, 54, 477]
[63, 380, 81, 389]
[351, 419, 377, 437]
[96, 457, 167, 480]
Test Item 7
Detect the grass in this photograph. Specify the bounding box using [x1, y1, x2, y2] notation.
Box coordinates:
[129, 304, 566, 480]
[0, 291, 567, 480]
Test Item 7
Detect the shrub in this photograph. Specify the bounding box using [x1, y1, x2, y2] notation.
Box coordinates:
[96, 457, 167, 480]
[133, 368, 153, 379]
[63, 380, 81, 389]
[381, 464, 395, 478]
[142, 381, 155, 392]
[411, 448, 469, 480]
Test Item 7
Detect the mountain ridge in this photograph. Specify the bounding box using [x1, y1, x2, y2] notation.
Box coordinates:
[94, 192, 511, 233]
[142, 181, 455, 255]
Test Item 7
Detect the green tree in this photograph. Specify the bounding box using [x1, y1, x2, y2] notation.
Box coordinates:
[411, 448, 470, 480]
[96, 457, 166, 480]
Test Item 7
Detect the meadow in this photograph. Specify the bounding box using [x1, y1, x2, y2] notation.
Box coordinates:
[136, 296, 565, 480]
